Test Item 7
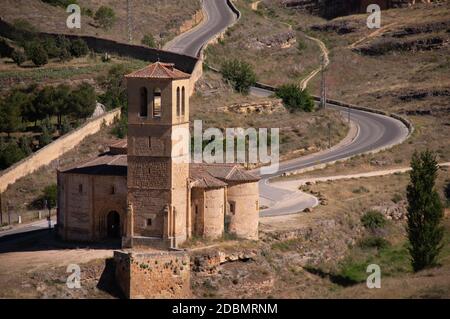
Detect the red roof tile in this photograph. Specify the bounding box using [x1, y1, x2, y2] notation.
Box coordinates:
[125, 62, 190, 80]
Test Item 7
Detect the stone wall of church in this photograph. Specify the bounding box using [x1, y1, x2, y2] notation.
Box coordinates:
[203, 188, 225, 239]
[190, 187, 226, 239]
[57, 173, 127, 241]
[226, 182, 259, 240]
[114, 250, 191, 299]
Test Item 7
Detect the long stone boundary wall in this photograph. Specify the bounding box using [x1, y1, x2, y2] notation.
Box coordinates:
[0, 109, 121, 193]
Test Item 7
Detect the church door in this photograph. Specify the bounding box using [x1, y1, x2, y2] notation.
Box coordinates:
[107, 211, 121, 238]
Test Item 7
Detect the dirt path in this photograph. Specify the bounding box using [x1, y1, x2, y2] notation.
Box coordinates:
[299, 35, 329, 91]
[348, 23, 398, 49]
[271, 163, 450, 193]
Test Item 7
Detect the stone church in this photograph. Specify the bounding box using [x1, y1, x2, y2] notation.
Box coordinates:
[56, 62, 260, 249]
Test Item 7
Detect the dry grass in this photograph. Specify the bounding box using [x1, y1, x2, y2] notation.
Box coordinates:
[191, 70, 349, 158]
[205, 0, 325, 86]
[0, 0, 201, 46]
[259, 1, 450, 177]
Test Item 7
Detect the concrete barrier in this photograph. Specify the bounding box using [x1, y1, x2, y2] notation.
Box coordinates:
[0, 108, 121, 193]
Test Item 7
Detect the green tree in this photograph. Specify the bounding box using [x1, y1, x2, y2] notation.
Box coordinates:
[407, 150, 444, 272]
[68, 83, 96, 119]
[11, 50, 26, 66]
[141, 34, 156, 48]
[221, 59, 257, 94]
[0, 95, 22, 137]
[52, 84, 71, 127]
[276, 84, 315, 112]
[97, 64, 131, 111]
[33, 86, 57, 120]
[42, 184, 57, 209]
[27, 42, 48, 67]
[94, 6, 116, 30]
[70, 39, 89, 57]
[0, 141, 26, 170]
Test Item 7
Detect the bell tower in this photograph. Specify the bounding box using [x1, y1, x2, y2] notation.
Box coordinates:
[125, 62, 190, 248]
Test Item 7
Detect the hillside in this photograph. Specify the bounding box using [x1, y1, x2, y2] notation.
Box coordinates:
[0, 0, 202, 46]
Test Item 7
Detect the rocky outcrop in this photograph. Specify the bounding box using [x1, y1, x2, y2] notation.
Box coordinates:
[370, 200, 408, 221]
[219, 99, 286, 114]
[246, 31, 297, 50]
[282, 0, 434, 19]
[191, 250, 258, 274]
[354, 35, 447, 55]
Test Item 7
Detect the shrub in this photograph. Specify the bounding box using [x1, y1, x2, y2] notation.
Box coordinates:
[361, 210, 386, 230]
[221, 59, 257, 94]
[0, 39, 14, 58]
[94, 6, 116, 30]
[27, 43, 48, 66]
[11, 50, 26, 66]
[141, 34, 157, 48]
[39, 126, 53, 147]
[359, 236, 390, 250]
[444, 180, 450, 206]
[276, 84, 315, 112]
[111, 115, 127, 138]
[42, 184, 57, 209]
[58, 47, 72, 62]
[70, 39, 89, 57]
[391, 193, 403, 203]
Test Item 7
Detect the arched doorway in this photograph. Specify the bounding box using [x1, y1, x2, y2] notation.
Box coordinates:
[107, 211, 121, 239]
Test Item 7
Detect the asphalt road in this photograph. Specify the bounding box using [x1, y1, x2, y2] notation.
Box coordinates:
[0, 219, 54, 240]
[164, 0, 236, 57]
[165, 0, 410, 216]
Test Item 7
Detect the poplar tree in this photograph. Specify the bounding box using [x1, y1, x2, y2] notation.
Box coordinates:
[406, 150, 444, 272]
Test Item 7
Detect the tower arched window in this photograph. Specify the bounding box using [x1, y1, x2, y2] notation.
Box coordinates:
[176, 87, 181, 117]
[139, 87, 148, 117]
[181, 86, 186, 116]
[153, 88, 162, 118]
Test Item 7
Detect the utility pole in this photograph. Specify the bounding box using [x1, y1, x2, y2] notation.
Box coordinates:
[320, 54, 327, 109]
[327, 123, 331, 148]
[0, 193, 3, 226]
[127, 0, 133, 43]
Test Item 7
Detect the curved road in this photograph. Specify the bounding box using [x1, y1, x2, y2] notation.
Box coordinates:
[165, 0, 410, 216]
[164, 0, 236, 57]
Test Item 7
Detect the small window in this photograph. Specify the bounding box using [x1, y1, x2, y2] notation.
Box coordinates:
[181, 86, 186, 116]
[153, 88, 162, 118]
[147, 218, 152, 227]
[139, 87, 148, 117]
[148, 136, 152, 148]
[195, 204, 198, 215]
[111, 185, 116, 195]
[176, 87, 181, 117]
[229, 201, 236, 215]
[78, 184, 83, 193]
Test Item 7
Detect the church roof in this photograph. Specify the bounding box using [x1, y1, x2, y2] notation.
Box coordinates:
[125, 62, 190, 80]
[60, 139, 260, 186]
[59, 154, 127, 176]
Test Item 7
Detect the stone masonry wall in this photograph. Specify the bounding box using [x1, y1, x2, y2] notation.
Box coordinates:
[227, 182, 259, 240]
[114, 250, 191, 299]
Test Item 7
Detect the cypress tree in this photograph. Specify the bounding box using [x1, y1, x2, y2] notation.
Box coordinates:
[406, 150, 444, 272]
